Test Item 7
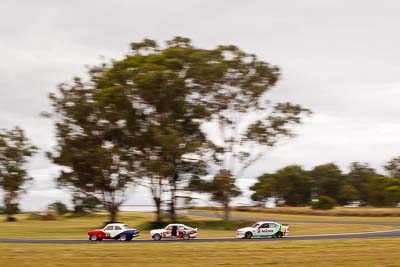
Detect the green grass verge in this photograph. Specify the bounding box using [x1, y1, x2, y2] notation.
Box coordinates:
[192, 209, 400, 222]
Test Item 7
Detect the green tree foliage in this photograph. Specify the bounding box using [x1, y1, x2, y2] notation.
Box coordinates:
[385, 156, 400, 179]
[0, 127, 37, 220]
[189, 169, 241, 220]
[274, 166, 312, 206]
[311, 195, 336, 210]
[179, 40, 311, 219]
[345, 162, 378, 204]
[339, 184, 360, 205]
[384, 186, 400, 207]
[365, 175, 388, 206]
[310, 163, 343, 199]
[48, 76, 143, 222]
[250, 173, 276, 206]
[72, 194, 102, 215]
[250, 166, 311, 206]
[49, 37, 311, 222]
[251, 161, 400, 207]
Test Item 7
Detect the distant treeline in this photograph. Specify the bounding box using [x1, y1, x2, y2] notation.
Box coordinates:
[250, 160, 400, 207]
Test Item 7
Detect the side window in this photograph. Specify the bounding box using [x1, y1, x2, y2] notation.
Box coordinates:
[166, 225, 173, 230]
[259, 223, 269, 228]
[270, 223, 278, 228]
[115, 226, 122, 230]
[105, 226, 113, 231]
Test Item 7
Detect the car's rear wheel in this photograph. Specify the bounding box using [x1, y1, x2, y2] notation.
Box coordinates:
[152, 234, 162, 241]
[119, 234, 127, 241]
[244, 232, 253, 239]
[89, 235, 98, 241]
[183, 234, 190, 240]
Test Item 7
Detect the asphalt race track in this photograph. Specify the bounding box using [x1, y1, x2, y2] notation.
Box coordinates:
[0, 211, 399, 244]
[186, 211, 400, 226]
[0, 229, 399, 244]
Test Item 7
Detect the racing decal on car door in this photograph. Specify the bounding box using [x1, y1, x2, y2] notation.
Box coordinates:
[257, 223, 279, 237]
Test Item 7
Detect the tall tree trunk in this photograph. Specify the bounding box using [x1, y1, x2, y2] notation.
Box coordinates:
[169, 172, 178, 222]
[154, 197, 162, 223]
[170, 191, 177, 222]
[109, 205, 118, 222]
[223, 202, 230, 221]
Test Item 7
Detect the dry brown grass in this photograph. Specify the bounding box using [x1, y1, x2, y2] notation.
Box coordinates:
[0, 238, 399, 267]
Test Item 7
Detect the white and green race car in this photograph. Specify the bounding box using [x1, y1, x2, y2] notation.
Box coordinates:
[236, 221, 289, 239]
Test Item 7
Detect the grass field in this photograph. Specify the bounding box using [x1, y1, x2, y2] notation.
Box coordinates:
[1, 210, 399, 266]
[196, 206, 400, 217]
[0, 238, 399, 267]
[0, 211, 398, 239]
[192, 208, 400, 223]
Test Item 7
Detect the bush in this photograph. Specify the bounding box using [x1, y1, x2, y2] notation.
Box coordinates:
[27, 212, 59, 221]
[48, 201, 69, 215]
[311, 195, 336, 210]
[138, 217, 253, 231]
[384, 186, 400, 207]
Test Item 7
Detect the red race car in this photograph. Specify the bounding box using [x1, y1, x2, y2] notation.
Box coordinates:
[88, 223, 140, 241]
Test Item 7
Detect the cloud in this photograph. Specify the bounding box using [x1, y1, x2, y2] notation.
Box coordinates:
[1, 0, 400, 209]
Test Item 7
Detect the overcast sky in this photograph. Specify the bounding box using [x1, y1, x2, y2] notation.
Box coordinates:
[1, 0, 399, 210]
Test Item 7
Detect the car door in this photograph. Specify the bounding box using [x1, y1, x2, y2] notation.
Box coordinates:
[113, 225, 124, 238]
[268, 223, 280, 236]
[177, 225, 187, 238]
[257, 223, 271, 237]
[103, 225, 114, 239]
[164, 225, 173, 238]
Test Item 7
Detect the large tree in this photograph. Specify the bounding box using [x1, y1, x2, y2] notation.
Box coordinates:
[88, 37, 212, 222]
[189, 169, 241, 220]
[48, 37, 311, 221]
[250, 165, 312, 207]
[48, 37, 211, 222]
[310, 163, 343, 200]
[385, 156, 400, 179]
[250, 173, 277, 206]
[48, 77, 143, 222]
[345, 162, 378, 205]
[0, 127, 37, 220]
[185, 43, 311, 218]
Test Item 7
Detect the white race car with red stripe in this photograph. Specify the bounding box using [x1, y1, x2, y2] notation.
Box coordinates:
[150, 223, 198, 241]
[88, 223, 140, 241]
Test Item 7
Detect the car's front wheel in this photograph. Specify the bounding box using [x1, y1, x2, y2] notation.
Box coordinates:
[119, 234, 128, 241]
[89, 234, 99, 241]
[152, 234, 162, 241]
[183, 234, 190, 240]
[244, 232, 253, 239]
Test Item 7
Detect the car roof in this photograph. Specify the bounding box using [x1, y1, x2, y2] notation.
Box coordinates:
[105, 223, 127, 227]
[166, 223, 188, 227]
[255, 221, 278, 224]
